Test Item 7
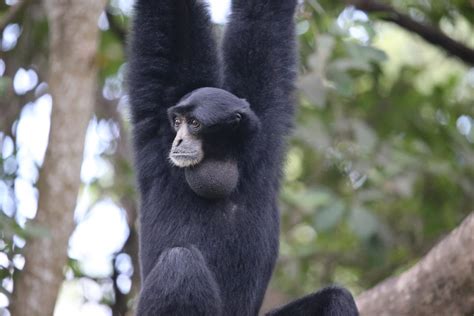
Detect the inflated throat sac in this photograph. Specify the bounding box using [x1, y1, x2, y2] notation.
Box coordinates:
[185, 159, 239, 200]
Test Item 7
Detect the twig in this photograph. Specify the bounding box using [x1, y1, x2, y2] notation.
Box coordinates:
[0, 0, 30, 34]
[348, 0, 474, 66]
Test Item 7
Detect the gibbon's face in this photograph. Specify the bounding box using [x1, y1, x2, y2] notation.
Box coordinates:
[167, 87, 254, 169]
[169, 115, 205, 168]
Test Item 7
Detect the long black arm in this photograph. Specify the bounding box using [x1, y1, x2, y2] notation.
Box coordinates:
[222, 0, 298, 142]
[128, 0, 220, 192]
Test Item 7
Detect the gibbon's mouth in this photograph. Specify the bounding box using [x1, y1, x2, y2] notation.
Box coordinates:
[169, 151, 203, 168]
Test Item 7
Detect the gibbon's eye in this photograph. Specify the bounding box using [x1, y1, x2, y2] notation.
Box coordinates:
[235, 113, 242, 121]
[174, 117, 181, 129]
[189, 118, 201, 130]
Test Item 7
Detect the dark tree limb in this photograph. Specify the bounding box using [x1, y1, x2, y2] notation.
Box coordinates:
[0, 0, 31, 34]
[96, 96, 140, 316]
[347, 0, 474, 66]
[1, 1, 47, 140]
[113, 201, 140, 316]
[106, 9, 126, 43]
[356, 212, 474, 316]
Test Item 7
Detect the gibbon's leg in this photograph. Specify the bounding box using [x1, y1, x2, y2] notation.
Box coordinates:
[137, 247, 223, 316]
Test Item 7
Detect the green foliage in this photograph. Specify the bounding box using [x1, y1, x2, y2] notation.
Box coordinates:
[273, 1, 474, 297]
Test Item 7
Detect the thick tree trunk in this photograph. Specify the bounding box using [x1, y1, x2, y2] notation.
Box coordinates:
[10, 1, 106, 315]
[356, 212, 474, 316]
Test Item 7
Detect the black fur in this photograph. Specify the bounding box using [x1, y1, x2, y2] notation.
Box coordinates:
[128, 0, 359, 315]
[267, 286, 359, 316]
[169, 88, 260, 135]
[185, 158, 240, 199]
[168, 87, 261, 199]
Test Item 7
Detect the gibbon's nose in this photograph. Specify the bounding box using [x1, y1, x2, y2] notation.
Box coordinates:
[176, 138, 183, 147]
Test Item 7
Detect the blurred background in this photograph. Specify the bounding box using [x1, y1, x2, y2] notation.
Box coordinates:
[0, 0, 473, 315]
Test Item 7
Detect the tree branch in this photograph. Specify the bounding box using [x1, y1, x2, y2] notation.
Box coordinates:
[97, 96, 140, 316]
[348, 0, 474, 66]
[356, 212, 474, 316]
[0, 0, 30, 34]
[106, 8, 126, 43]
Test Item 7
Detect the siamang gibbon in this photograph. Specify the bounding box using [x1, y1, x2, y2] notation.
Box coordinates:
[128, 0, 359, 315]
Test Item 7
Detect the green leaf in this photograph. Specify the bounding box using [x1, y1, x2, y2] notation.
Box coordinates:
[314, 201, 345, 231]
[348, 207, 379, 240]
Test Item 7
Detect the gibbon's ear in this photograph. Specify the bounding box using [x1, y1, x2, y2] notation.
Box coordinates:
[237, 100, 261, 135]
